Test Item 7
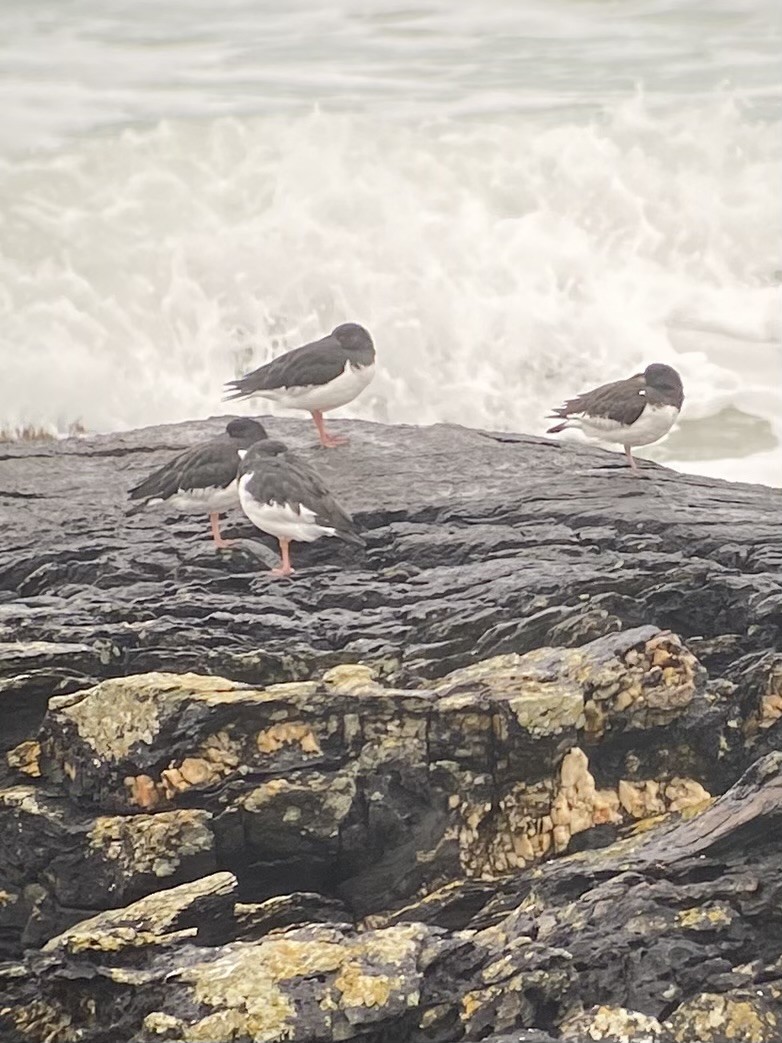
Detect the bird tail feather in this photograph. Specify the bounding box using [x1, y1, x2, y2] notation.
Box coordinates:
[546, 420, 570, 434]
[223, 379, 250, 402]
[336, 529, 365, 549]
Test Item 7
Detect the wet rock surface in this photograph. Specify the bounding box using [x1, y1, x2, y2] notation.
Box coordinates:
[2, 416, 780, 694]
[1, 416, 781, 1041]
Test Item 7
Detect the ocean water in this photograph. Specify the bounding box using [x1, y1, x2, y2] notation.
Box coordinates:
[1, 0, 780, 484]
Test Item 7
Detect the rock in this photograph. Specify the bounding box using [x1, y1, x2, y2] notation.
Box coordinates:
[666, 990, 782, 1043]
[41, 870, 237, 956]
[233, 892, 351, 941]
[21, 626, 744, 928]
[0, 697, 781, 1042]
[560, 1005, 672, 1042]
[2, 751, 781, 1040]
[1, 416, 782, 1041]
[0, 640, 102, 786]
[0, 785, 215, 951]
[1, 873, 444, 1042]
[1, 416, 780, 720]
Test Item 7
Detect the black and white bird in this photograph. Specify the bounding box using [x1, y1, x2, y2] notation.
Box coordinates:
[546, 363, 684, 472]
[224, 323, 375, 448]
[237, 439, 363, 576]
[127, 417, 267, 548]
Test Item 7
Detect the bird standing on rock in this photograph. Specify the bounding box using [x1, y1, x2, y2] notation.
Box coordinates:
[546, 363, 684, 472]
[237, 439, 364, 577]
[224, 323, 375, 448]
[127, 417, 267, 548]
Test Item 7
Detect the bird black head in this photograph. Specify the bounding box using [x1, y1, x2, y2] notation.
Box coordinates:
[237, 437, 288, 475]
[644, 364, 683, 393]
[332, 323, 374, 353]
[226, 417, 268, 447]
[643, 363, 684, 408]
[242, 438, 288, 460]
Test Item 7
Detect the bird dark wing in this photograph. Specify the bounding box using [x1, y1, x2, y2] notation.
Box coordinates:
[288, 455, 363, 545]
[224, 334, 350, 400]
[128, 437, 237, 504]
[548, 374, 646, 426]
[245, 449, 364, 547]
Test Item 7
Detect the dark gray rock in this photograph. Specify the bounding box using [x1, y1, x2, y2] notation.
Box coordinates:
[1, 415, 780, 699]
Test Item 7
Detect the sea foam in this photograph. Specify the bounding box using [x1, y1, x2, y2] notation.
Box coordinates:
[1, 96, 779, 482]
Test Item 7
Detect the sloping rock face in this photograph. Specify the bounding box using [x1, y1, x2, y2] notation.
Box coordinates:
[1, 417, 782, 1041]
[1, 417, 780, 703]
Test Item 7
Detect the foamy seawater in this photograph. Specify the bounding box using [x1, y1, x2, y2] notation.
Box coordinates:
[1, 0, 780, 484]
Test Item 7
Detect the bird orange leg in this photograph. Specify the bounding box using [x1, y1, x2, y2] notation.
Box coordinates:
[270, 538, 295, 577]
[310, 409, 348, 448]
[210, 512, 236, 549]
[624, 446, 640, 473]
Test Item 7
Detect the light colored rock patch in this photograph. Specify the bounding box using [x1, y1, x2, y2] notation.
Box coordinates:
[88, 809, 214, 879]
[171, 923, 426, 1041]
[451, 744, 713, 876]
[6, 740, 41, 778]
[43, 872, 236, 956]
[256, 722, 322, 756]
[0, 785, 57, 819]
[667, 992, 780, 1042]
[676, 903, 735, 930]
[322, 663, 382, 694]
[454, 747, 622, 875]
[585, 632, 700, 738]
[123, 730, 244, 810]
[436, 653, 586, 736]
[48, 673, 237, 762]
[618, 777, 711, 820]
[0, 997, 82, 1043]
[560, 1004, 667, 1041]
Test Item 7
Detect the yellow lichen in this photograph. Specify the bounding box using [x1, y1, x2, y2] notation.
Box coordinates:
[256, 722, 322, 756]
[47, 673, 250, 764]
[143, 1011, 185, 1037]
[677, 905, 733, 929]
[322, 663, 380, 693]
[88, 809, 213, 878]
[461, 992, 484, 1020]
[184, 1005, 295, 1043]
[44, 872, 236, 955]
[124, 773, 164, 810]
[0, 999, 80, 1042]
[6, 740, 41, 777]
[334, 963, 395, 1008]
[0, 788, 56, 831]
[669, 994, 779, 1043]
[560, 1004, 665, 1042]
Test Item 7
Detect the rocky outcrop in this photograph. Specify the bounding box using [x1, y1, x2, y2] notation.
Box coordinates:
[1, 750, 781, 1042]
[2, 416, 780, 693]
[1, 416, 781, 1041]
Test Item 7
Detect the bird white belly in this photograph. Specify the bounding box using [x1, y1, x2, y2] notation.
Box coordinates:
[262, 361, 375, 413]
[578, 405, 679, 448]
[238, 477, 336, 543]
[166, 481, 238, 514]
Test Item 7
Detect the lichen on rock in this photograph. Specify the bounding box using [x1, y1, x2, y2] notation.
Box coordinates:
[1, 415, 781, 1042]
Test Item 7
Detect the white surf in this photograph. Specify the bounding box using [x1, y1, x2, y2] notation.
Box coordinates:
[0, 0, 779, 486]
